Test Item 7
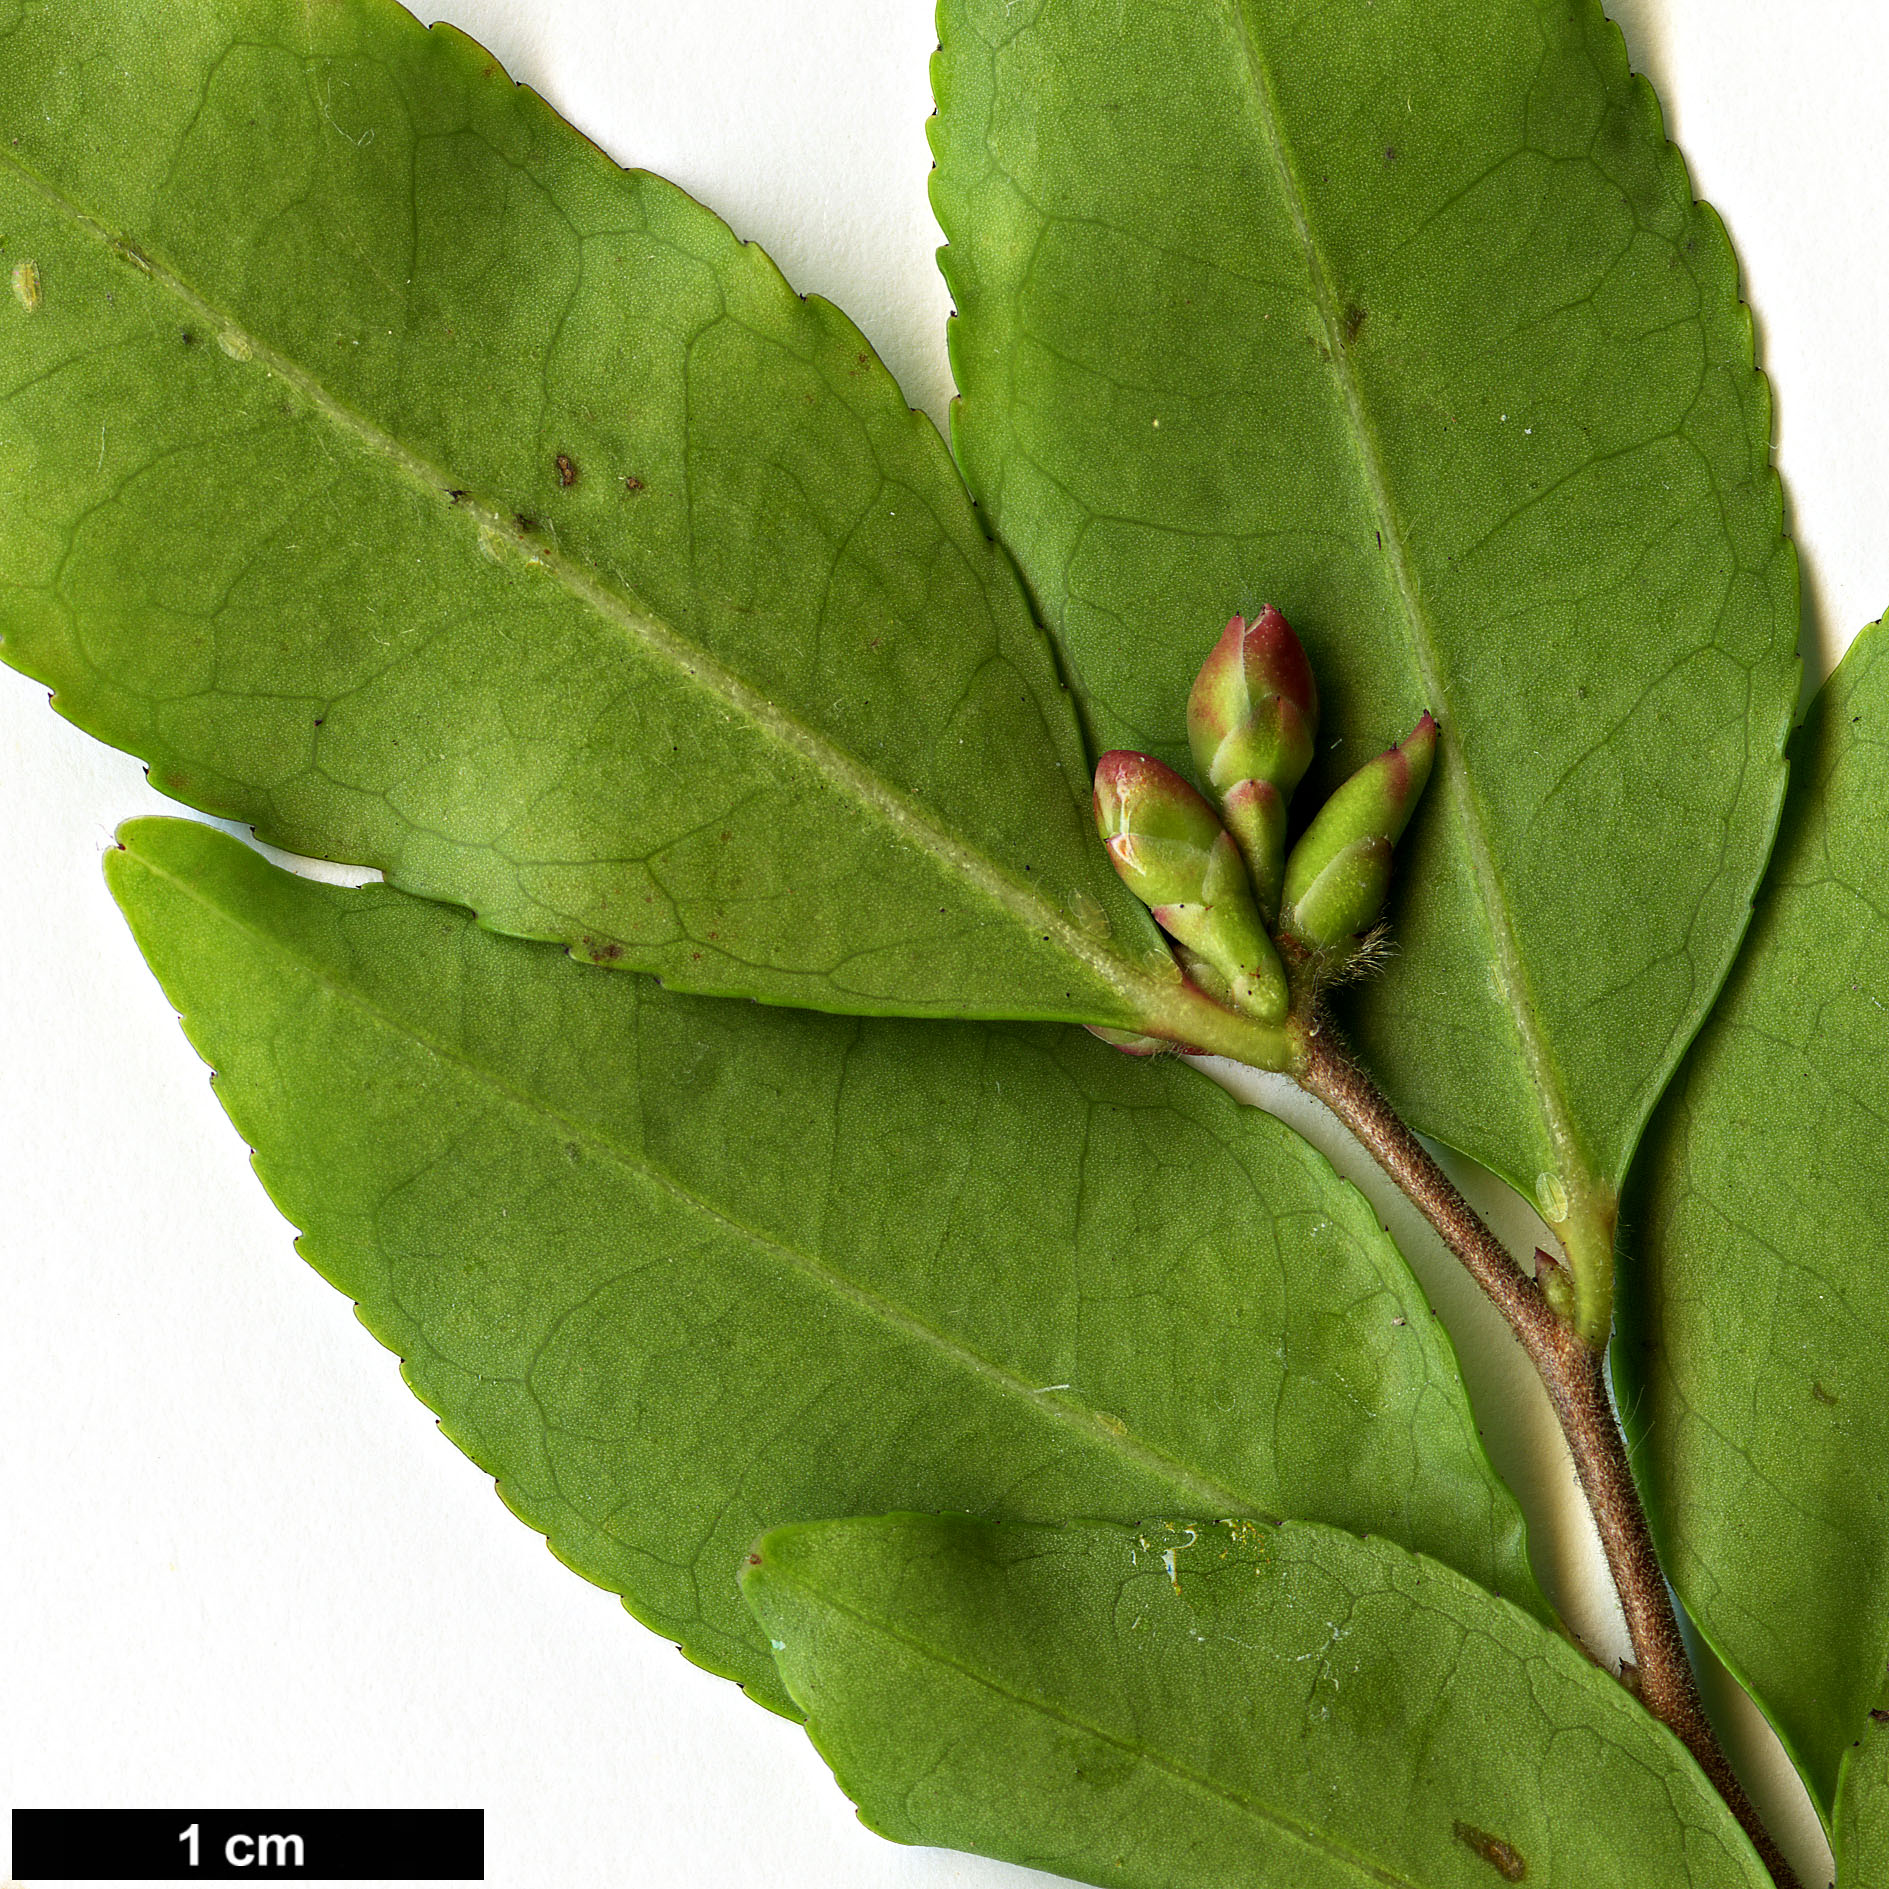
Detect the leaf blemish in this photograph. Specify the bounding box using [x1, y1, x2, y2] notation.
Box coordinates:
[556, 452, 578, 486]
[1453, 1821, 1526, 1880]
[10, 257, 40, 311]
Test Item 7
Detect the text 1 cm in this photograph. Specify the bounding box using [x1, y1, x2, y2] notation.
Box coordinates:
[178, 1823, 306, 1869]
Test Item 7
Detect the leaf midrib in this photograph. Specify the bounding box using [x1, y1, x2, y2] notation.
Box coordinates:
[769, 1555, 1424, 1889]
[1221, 1, 1594, 1203]
[130, 840, 1268, 1523]
[1, 141, 1160, 1021]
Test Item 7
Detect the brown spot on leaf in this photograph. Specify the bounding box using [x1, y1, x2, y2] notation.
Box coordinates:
[1342, 304, 1367, 344]
[1870, 1709, 1889, 1727]
[555, 452, 578, 487]
[1454, 1823, 1526, 1881]
[623, 474, 645, 494]
[515, 513, 536, 534]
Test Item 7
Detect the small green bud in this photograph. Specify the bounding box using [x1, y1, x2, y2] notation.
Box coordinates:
[1219, 776, 1288, 920]
[1093, 750, 1289, 1023]
[1286, 836, 1392, 949]
[1281, 712, 1436, 948]
[1187, 609, 1318, 919]
[1534, 1247, 1577, 1324]
[1167, 942, 1251, 1020]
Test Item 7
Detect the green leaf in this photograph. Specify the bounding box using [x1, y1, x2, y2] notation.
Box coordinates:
[0, 0, 1295, 1065]
[742, 1512, 1770, 1888]
[1619, 617, 1889, 1817]
[930, 0, 1797, 1319]
[1836, 1682, 1889, 1889]
[104, 815, 1543, 1715]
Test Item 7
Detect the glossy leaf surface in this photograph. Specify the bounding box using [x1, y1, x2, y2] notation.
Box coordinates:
[1621, 619, 1889, 1815]
[931, 0, 1797, 1260]
[105, 817, 1542, 1715]
[743, 1513, 1768, 1888]
[0, 0, 1284, 1052]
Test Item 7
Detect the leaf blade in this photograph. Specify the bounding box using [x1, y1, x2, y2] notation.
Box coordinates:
[0, 0, 1278, 1051]
[105, 816, 1544, 1713]
[743, 1513, 1770, 1888]
[1836, 1686, 1889, 1888]
[1620, 617, 1889, 1816]
[931, 0, 1797, 1258]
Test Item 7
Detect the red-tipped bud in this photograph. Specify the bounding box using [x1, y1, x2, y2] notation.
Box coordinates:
[1093, 750, 1289, 1022]
[1187, 608, 1320, 802]
[1187, 609, 1319, 917]
[1095, 751, 1229, 905]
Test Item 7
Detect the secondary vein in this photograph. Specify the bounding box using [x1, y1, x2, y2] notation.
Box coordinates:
[769, 1561, 1428, 1889]
[0, 144, 1168, 1022]
[132, 840, 1266, 1524]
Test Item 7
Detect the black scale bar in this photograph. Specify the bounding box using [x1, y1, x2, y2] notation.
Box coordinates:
[10, 1809, 483, 1881]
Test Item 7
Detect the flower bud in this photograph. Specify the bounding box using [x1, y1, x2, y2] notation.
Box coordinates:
[1219, 776, 1288, 921]
[1284, 836, 1392, 950]
[1187, 609, 1319, 920]
[1093, 751, 1289, 1023]
[1281, 712, 1436, 949]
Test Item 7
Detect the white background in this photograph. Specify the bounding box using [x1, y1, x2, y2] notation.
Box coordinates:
[5, 2, 1888, 1884]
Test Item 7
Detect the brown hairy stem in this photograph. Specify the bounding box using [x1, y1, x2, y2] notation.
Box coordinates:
[1294, 1017, 1802, 1889]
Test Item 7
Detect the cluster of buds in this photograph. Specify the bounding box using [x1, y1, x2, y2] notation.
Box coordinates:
[1093, 607, 1435, 1029]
